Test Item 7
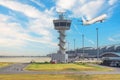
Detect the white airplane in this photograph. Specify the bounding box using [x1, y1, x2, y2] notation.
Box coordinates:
[82, 14, 107, 25]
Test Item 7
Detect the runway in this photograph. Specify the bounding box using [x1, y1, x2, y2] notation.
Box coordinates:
[0, 57, 51, 63]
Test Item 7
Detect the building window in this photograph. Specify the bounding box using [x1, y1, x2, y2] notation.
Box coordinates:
[60, 22, 66, 26]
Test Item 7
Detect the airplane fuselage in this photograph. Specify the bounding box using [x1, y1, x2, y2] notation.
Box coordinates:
[82, 14, 107, 25]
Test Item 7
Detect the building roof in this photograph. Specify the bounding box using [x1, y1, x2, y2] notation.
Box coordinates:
[100, 52, 120, 57]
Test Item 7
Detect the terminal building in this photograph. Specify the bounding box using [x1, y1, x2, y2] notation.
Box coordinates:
[66, 47, 97, 58]
[65, 45, 120, 59]
[47, 44, 120, 63]
[100, 52, 120, 67]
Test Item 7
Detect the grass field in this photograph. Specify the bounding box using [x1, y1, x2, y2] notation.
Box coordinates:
[0, 74, 120, 80]
[26, 63, 112, 71]
[0, 62, 12, 68]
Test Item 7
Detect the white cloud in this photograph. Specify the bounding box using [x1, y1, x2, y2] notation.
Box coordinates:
[108, 37, 116, 42]
[87, 39, 95, 45]
[55, 0, 105, 19]
[55, 0, 118, 19]
[108, 0, 117, 5]
[108, 34, 120, 42]
[0, 0, 44, 18]
[0, 14, 11, 22]
[56, 0, 76, 11]
[0, 14, 57, 51]
[0, 15, 27, 47]
[0, 0, 57, 49]
[30, 0, 45, 8]
[73, 0, 105, 19]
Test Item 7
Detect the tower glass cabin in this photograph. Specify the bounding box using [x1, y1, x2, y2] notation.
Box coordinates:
[53, 20, 71, 30]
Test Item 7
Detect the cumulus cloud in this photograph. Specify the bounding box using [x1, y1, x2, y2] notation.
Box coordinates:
[55, 0, 118, 19]
[0, 14, 27, 47]
[0, 0, 56, 48]
[73, 0, 105, 19]
[0, 0, 43, 18]
[56, 0, 76, 11]
[108, 0, 117, 5]
[30, 0, 45, 8]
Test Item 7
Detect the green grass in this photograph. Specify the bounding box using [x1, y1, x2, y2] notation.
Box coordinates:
[0, 74, 120, 80]
[0, 62, 12, 68]
[26, 63, 112, 71]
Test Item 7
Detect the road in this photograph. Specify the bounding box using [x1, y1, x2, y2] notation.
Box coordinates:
[0, 63, 29, 74]
[0, 63, 120, 75]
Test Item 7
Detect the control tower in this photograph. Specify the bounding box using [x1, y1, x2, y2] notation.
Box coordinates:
[52, 12, 71, 63]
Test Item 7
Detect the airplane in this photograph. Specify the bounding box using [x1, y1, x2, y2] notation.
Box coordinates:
[81, 14, 107, 25]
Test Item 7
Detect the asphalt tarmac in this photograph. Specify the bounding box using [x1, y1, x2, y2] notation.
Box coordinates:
[0, 63, 29, 74]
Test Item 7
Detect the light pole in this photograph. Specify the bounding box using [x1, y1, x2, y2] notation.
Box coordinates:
[68, 42, 70, 53]
[82, 34, 84, 60]
[96, 28, 99, 60]
[74, 39, 76, 54]
[81, 14, 107, 60]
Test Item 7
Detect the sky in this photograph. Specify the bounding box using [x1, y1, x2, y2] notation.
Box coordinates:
[0, 0, 120, 56]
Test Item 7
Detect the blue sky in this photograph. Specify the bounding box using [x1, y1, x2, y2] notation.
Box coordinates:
[0, 0, 120, 56]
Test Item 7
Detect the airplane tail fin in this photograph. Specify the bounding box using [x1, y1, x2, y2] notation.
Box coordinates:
[81, 16, 86, 23]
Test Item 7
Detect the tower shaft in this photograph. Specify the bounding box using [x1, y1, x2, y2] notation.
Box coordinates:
[58, 30, 66, 54]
